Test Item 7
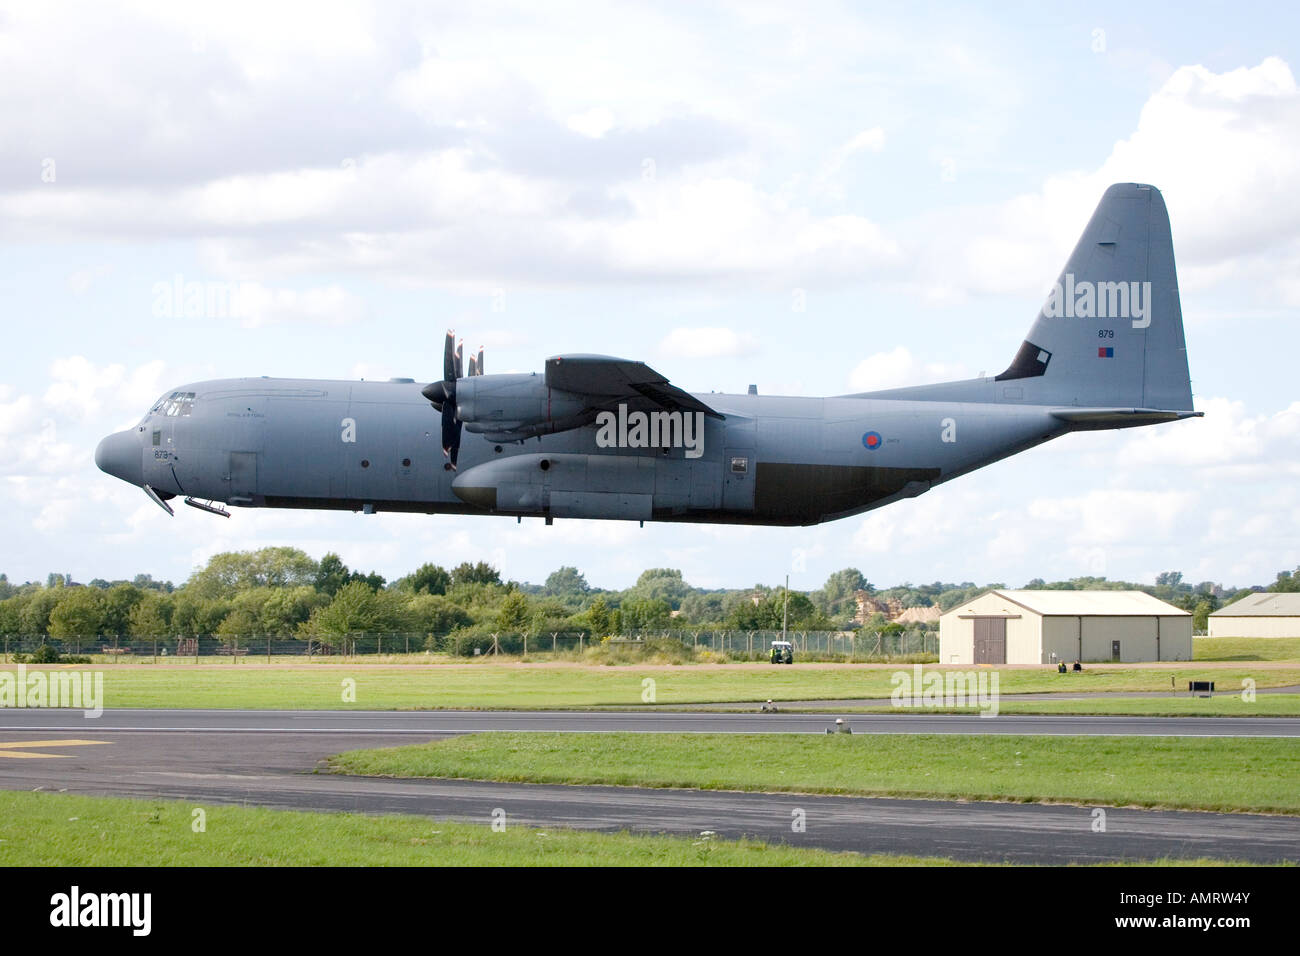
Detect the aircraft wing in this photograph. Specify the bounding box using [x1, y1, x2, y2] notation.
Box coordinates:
[545, 355, 724, 419]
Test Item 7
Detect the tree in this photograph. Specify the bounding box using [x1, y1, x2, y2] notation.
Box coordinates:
[315, 553, 351, 596]
[1155, 571, 1185, 589]
[584, 597, 611, 637]
[1272, 569, 1300, 593]
[627, 568, 690, 608]
[101, 584, 144, 637]
[407, 594, 471, 635]
[187, 547, 318, 599]
[544, 566, 589, 598]
[48, 588, 106, 641]
[259, 586, 324, 635]
[302, 581, 380, 645]
[216, 607, 258, 646]
[620, 598, 672, 631]
[0, 595, 24, 635]
[495, 591, 530, 632]
[1192, 599, 1213, 633]
[677, 591, 726, 626]
[816, 568, 869, 620]
[20, 589, 62, 636]
[411, 563, 452, 596]
[128, 593, 171, 637]
[452, 562, 501, 587]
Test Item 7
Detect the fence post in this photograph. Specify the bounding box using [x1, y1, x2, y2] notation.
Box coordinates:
[153, 637, 158, 665]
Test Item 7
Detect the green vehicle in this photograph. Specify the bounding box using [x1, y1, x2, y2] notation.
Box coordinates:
[769, 641, 793, 664]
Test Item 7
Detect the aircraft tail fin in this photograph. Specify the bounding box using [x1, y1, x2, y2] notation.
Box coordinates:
[994, 183, 1194, 410]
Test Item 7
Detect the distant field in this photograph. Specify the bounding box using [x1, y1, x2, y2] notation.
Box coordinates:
[0, 791, 906, 866]
[1195, 637, 1300, 661]
[2, 662, 1298, 710]
[828, 694, 1300, 717]
[330, 732, 1300, 816]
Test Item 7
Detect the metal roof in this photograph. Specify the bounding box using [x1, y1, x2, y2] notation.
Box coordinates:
[953, 589, 1190, 617]
[1210, 592, 1300, 617]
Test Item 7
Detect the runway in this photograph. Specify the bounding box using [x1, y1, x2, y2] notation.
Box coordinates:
[2, 709, 1297, 864]
[3, 707, 1300, 736]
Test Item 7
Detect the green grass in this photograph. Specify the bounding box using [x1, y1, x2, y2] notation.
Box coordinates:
[9, 662, 1299, 710]
[824, 693, 1300, 717]
[0, 791, 940, 866]
[330, 732, 1300, 815]
[1195, 637, 1300, 661]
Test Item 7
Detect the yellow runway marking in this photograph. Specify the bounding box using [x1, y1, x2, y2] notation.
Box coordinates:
[0, 739, 110, 759]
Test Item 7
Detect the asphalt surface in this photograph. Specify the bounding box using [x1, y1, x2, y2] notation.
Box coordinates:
[2, 709, 1297, 864]
[4, 708, 1300, 736]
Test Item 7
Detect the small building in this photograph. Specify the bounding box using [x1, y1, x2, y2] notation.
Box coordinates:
[1208, 593, 1300, 638]
[939, 590, 1192, 665]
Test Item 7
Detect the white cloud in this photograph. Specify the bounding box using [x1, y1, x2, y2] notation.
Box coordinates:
[658, 327, 759, 359]
[847, 346, 969, 391]
[929, 58, 1300, 303]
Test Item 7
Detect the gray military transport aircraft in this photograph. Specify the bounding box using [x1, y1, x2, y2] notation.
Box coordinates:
[97, 183, 1199, 527]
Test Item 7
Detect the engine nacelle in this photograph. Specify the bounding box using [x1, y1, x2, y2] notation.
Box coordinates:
[454, 373, 589, 441]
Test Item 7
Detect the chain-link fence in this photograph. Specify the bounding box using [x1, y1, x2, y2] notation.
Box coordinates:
[0, 627, 937, 663]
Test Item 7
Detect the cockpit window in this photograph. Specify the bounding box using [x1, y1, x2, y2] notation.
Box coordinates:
[149, 391, 196, 417]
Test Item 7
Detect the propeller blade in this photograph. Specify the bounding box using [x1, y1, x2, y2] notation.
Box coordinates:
[443, 330, 457, 382]
[441, 401, 461, 469]
[476, 345, 484, 376]
[455, 339, 464, 380]
[467, 353, 477, 377]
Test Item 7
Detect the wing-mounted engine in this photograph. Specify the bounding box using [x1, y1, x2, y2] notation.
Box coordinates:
[421, 333, 724, 466]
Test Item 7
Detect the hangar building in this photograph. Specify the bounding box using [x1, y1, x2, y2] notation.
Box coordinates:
[1208, 593, 1300, 638]
[939, 590, 1192, 665]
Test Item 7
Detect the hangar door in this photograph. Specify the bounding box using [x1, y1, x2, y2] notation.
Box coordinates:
[973, 617, 1007, 665]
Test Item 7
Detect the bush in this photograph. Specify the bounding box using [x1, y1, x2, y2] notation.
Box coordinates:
[13, 644, 92, 665]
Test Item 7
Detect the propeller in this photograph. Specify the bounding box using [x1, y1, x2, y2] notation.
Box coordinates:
[420, 331, 482, 470]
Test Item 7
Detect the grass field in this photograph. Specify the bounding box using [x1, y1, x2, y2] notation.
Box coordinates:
[1194, 637, 1300, 661]
[4, 662, 1297, 710]
[329, 732, 1300, 815]
[825, 693, 1300, 717]
[0, 791, 937, 866]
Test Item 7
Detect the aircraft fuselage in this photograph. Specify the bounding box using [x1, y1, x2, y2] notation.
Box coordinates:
[97, 376, 1068, 526]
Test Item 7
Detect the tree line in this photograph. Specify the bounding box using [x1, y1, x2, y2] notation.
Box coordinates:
[0, 549, 1292, 647]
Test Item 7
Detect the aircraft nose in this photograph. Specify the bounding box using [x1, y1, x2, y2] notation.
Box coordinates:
[95, 430, 143, 487]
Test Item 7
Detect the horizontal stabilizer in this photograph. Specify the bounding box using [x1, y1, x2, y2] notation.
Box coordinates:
[1050, 407, 1204, 430]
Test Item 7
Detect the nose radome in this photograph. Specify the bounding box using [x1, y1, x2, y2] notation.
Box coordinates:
[95, 430, 143, 487]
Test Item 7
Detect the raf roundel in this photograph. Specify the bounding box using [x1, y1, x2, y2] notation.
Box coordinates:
[862, 431, 882, 450]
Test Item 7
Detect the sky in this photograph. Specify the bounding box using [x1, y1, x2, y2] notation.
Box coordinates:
[2, 0, 1298, 593]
